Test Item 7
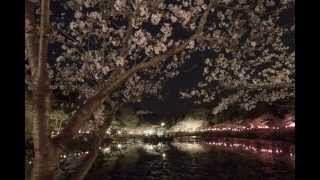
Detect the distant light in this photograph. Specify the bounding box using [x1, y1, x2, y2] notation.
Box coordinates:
[162, 153, 166, 159]
[117, 144, 122, 149]
[257, 125, 269, 129]
[161, 122, 165, 127]
[144, 129, 155, 136]
[102, 147, 110, 154]
[285, 122, 295, 128]
[145, 145, 154, 151]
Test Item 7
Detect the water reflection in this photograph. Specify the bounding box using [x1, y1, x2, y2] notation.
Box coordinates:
[83, 138, 294, 180]
[172, 142, 208, 154]
[173, 138, 295, 157]
[25, 137, 294, 180]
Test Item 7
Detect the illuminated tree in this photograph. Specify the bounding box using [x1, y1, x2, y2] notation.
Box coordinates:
[25, 0, 294, 179]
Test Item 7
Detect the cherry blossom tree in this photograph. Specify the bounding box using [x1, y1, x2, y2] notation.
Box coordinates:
[177, 0, 295, 115]
[25, 0, 294, 179]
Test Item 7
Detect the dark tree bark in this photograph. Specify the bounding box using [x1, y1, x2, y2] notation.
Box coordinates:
[26, 0, 61, 180]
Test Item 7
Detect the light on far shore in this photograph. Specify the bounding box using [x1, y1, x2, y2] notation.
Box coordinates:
[117, 144, 122, 149]
[161, 122, 165, 127]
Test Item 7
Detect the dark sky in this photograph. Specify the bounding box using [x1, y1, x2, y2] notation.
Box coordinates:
[132, 48, 217, 120]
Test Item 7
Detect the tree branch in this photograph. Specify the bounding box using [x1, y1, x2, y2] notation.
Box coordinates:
[54, 0, 214, 147]
[103, 0, 214, 94]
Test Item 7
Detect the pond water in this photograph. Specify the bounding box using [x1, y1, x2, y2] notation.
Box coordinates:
[84, 138, 294, 180]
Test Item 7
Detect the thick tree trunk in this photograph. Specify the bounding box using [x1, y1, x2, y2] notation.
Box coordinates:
[31, 146, 61, 180]
[26, 0, 60, 180]
[52, 93, 107, 146]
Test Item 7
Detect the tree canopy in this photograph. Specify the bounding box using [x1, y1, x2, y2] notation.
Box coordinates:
[25, 1, 295, 179]
[26, 0, 294, 119]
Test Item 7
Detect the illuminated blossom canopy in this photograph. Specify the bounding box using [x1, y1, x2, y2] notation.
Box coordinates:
[169, 118, 208, 132]
[25, 0, 295, 118]
[24, 2, 295, 179]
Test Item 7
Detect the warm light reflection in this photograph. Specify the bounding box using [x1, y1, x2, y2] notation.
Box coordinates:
[184, 140, 295, 157]
[162, 153, 166, 159]
[77, 129, 91, 135]
[102, 147, 110, 154]
[172, 142, 207, 153]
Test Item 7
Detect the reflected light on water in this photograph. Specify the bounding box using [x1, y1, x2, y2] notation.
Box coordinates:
[102, 147, 111, 154]
[172, 142, 207, 153]
[162, 153, 166, 160]
[193, 140, 295, 157]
